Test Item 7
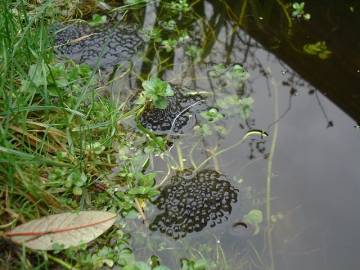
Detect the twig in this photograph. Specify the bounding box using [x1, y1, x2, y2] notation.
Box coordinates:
[238, 0, 248, 26]
[189, 139, 200, 170]
[175, 142, 184, 171]
[275, 0, 293, 34]
[266, 76, 280, 270]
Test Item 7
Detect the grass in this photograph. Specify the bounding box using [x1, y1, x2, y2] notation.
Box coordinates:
[0, 1, 202, 268]
[0, 1, 141, 268]
[0, 1, 273, 269]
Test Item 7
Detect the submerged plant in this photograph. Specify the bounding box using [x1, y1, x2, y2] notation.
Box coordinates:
[291, 2, 311, 21]
[243, 209, 263, 235]
[303, 41, 332, 59]
[89, 14, 107, 27]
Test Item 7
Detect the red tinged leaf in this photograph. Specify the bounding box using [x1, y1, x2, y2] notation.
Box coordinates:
[5, 211, 117, 250]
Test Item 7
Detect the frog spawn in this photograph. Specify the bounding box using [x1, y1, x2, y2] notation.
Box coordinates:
[140, 87, 205, 133]
[149, 169, 239, 239]
[53, 22, 143, 69]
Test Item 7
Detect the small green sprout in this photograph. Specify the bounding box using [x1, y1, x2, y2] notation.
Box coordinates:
[238, 97, 254, 120]
[200, 108, 224, 123]
[243, 209, 263, 235]
[65, 171, 88, 196]
[170, 0, 191, 13]
[185, 45, 204, 62]
[139, 77, 174, 109]
[291, 2, 311, 21]
[86, 142, 105, 155]
[303, 41, 332, 59]
[89, 14, 107, 27]
[161, 39, 177, 52]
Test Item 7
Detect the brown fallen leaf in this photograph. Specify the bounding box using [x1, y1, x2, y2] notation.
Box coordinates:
[5, 211, 117, 250]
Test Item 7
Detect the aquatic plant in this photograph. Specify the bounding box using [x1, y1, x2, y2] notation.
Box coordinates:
[303, 41, 332, 59]
[291, 2, 311, 21]
[138, 77, 174, 109]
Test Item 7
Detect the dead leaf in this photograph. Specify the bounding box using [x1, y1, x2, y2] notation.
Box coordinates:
[5, 211, 117, 250]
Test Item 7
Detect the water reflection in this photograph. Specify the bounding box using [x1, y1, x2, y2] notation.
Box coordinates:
[49, 1, 360, 269]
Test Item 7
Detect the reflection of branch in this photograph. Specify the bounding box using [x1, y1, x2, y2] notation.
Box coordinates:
[266, 94, 292, 131]
[194, 130, 267, 172]
[189, 139, 201, 169]
[314, 90, 333, 127]
[275, 0, 293, 34]
[239, 0, 248, 26]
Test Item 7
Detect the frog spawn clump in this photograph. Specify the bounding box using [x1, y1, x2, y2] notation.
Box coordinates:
[53, 22, 143, 69]
[140, 87, 205, 133]
[149, 169, 238, 239]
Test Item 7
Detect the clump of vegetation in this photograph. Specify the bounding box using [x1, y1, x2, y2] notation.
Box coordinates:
[137, 77, 174, 109]
[291, 2, 311, 21]
[0, 0, 279, 269]
[303, 41, 332, 59]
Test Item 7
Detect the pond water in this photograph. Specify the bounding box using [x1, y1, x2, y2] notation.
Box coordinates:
[53, 1, 360, 269]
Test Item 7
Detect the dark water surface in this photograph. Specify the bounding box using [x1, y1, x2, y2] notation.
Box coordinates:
[53, 1, 360, 269]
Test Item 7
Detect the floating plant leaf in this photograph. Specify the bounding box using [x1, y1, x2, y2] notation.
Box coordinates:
[243, 209, 263, 235]
[5, 211, 117, 250]
[89, 14, 107, 27]
[141, 78, 174, 109]
[303, 41, 331, 59]
[239, 97, 254, 120]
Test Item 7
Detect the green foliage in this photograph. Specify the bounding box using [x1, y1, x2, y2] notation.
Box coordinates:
[195, 108, 227, 136]
[0, 0, 264, 269]
[200, 108, 224, 123]
[124, 0, 148, 6]
[86, 142, 106, 155]
[291, 2, 311, 21]
[161, 38, 178, 52]
[238, 97, 254, 120]
[170, 0, 191, 13]
[217, 95, 254, 121]
[210, 64, 249, 81]
[209, 64, 250, 89]
[303, 41, 332, 59]
[180, 258, 207, 270]
[139, 77, 174, 109]
[159, 19, 177, 31]
[89, 14, 107, 27]
[20, 62, 94, 97]
[186, 45, 204, 63]
[243, 209, 263, 235]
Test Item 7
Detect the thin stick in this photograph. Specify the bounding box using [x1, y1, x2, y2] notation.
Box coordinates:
[266, 76, 280, 270]
[156, 160, 172, 188]
[275, 0, 293, 33]
[189, 139, 200, 169]
[238, 0, 248, 26]
[175, 142, 184, 171]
